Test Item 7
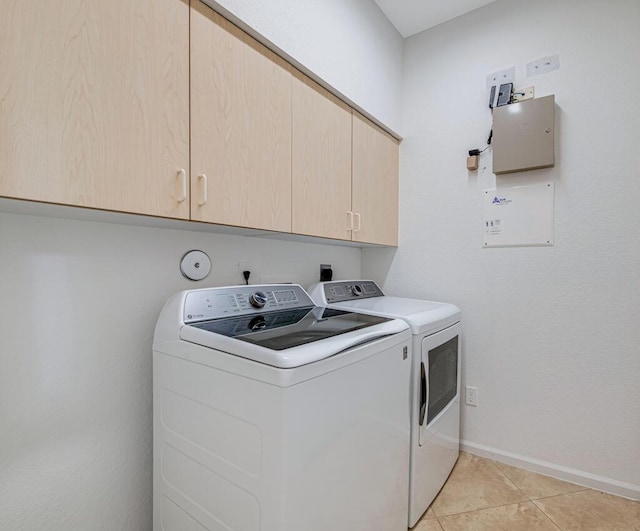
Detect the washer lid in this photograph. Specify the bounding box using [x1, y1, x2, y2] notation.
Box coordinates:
[179, 306, 409, 368]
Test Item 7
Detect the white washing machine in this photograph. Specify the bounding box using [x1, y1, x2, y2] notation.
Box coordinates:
[308, 280, 461, 528]
[153, 284, 412, 531]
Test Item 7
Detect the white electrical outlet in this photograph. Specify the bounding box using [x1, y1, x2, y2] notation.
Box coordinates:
[513, 86, 535, 102]
[465, 386, 478, 407]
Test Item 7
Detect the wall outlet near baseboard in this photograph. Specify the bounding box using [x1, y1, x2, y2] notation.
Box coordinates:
[465, 386, 478, 406]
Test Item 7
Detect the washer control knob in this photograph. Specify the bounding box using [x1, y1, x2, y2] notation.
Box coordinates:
[248, 316, 267, 331]
[249, 291, 268, 308]
[351, 284, 364, 296]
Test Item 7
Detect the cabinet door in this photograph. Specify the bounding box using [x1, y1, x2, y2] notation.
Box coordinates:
[292, 72, 352, 240]
[190, 1, 292, 232]
[352, 112, 399, 246]
[0, 0, 190, 219]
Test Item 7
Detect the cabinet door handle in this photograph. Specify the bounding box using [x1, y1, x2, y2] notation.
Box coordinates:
[198, 174, 208, 206]
[177, 169, 187, 203]
[354, 212, 361, 232]
[347, 211, 354, 231]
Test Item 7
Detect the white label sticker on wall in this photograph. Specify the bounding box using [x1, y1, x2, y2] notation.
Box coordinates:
[482, 182, 554, 247]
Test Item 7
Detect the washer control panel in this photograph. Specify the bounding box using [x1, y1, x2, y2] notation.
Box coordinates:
[323, 280, 384, 303]
[184, 284, 314, 323]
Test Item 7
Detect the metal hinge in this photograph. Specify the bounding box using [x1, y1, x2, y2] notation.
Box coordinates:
[403, 346, 408, 360]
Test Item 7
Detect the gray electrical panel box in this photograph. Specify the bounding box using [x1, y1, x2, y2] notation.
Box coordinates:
[492, 95, 555, 174]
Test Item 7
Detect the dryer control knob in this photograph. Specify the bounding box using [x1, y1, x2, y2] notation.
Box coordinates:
[249, 291, 268, 308]
[352, 284, 364, 296]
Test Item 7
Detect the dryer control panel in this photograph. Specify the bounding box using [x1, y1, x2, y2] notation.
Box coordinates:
[322, 280, 384, 303]
[183, 284, 314, 323]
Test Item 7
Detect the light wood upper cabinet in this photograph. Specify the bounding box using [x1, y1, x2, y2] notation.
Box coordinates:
[190, 0, 292, 232]
[291, 72, 352, 240]
[352, 112, 399, 246]
[0, 0, 190, 219]
[1, 0, 399, 245]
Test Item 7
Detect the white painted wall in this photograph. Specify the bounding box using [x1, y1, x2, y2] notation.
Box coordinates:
[363, 0, 640, 495]
[0, 212, 360, 529]
[4, 1, 639, 528]
[204, 0, 404, 133]
[0, 1, 403, 526]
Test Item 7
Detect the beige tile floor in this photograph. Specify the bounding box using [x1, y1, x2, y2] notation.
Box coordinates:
[412, 452, 640, 531]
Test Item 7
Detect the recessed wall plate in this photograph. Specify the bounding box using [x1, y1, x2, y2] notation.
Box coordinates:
[526, 54, 560, 77]
[180, 250, 212, 281]
[486, 66, 515, 90]
[320, 264, 333, 281]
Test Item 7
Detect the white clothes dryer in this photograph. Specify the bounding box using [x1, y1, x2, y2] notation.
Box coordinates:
[308, 280, 461, 527]
[153, 284, 412, 531]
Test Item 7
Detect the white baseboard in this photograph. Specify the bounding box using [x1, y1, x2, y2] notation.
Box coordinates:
[460, 439, 640, 501]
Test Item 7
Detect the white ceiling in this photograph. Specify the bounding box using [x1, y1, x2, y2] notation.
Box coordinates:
[373, 0, 498, 38]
